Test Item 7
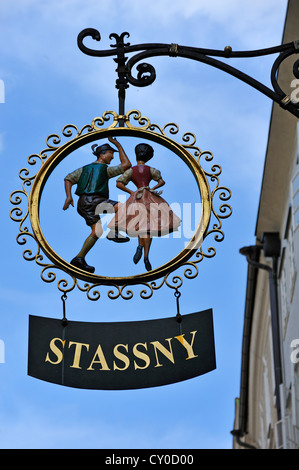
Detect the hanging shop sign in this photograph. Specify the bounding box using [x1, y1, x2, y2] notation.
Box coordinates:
[10, 109, 230, 389]
[28, 310, 215, 390]
[12, 24, 299, 391]
[10, 109, 232, 301]
[9, 30, 233, 391]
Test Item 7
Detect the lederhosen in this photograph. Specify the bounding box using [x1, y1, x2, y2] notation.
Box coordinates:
[75, 163, 118, 226]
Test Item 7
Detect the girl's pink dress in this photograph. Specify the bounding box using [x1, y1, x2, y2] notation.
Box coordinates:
[108, 164, 181, 237]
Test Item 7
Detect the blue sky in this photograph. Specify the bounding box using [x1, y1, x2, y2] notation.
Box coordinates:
[0, 0, 288, 449]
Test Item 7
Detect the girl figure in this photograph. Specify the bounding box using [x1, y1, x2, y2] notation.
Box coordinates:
[108, 143, 181, 271]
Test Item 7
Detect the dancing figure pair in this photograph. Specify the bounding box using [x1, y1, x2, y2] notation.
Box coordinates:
[63, 138, 180, 273]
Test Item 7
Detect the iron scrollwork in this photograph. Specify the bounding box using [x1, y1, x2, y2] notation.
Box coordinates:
[10, 110, 232, 301]
[77, 29, 299, 118]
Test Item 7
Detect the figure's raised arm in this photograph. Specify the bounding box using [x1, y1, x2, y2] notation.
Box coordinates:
[108, 136, 131, 171]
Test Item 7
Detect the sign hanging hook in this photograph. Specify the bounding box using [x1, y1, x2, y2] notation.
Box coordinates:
[61, 293, 68, 327]
[174, 288, 182, 324]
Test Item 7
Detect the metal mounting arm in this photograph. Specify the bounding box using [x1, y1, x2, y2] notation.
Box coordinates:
[77, 29, 299, 120]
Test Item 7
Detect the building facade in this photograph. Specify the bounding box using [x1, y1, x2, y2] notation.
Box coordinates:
[232, 0, 299, 449]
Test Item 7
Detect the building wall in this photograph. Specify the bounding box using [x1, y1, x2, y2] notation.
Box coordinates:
[234, 128, 299, 449]
[278, 126, 299, 448]
[233, 0, 299, 449]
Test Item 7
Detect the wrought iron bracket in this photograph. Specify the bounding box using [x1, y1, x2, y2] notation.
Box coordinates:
[77, 29, 299, 119]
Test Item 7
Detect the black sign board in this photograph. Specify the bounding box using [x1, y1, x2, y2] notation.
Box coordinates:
[28, 310, 216, 390]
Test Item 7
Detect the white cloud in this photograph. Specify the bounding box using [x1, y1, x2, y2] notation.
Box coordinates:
[0, 0, 288, 65]
[0, 0, 288, 120]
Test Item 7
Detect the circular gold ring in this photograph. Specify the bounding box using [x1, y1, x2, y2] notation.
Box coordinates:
[29, 126, 211, 285]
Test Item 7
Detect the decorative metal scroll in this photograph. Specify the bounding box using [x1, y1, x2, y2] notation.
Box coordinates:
[77, 30, 299, 119]
[9, 110, 232, 301]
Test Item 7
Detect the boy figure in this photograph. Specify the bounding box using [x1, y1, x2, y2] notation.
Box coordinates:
[63, 136, 131, 273]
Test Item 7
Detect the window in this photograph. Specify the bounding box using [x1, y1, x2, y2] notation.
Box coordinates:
[292, 365, 299, 448]
[292, 123, 299, 230]
[292, 171, 299, 231]
[285, 364, 299, 448]
[279, 209, 296, 333]
[279, 263, 289, 336]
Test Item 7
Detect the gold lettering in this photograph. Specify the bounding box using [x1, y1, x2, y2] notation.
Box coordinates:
[87, 344, 110, 371]
[175, 331, 198, 360]
[45, 337, 64, 365]
[68, 341, 89, 369]
[113, 344, 130, 371]
[133, 342, 150, 370]
[150, 338, 174, 368]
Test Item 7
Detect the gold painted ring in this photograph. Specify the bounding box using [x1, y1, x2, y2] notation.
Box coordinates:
[29, 125, 211, 286]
